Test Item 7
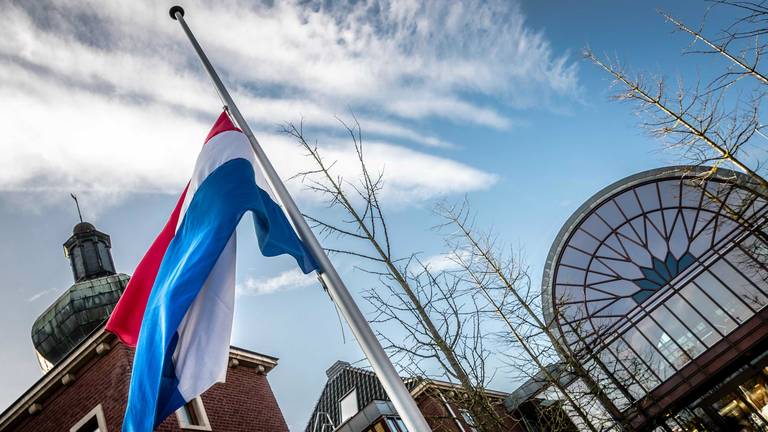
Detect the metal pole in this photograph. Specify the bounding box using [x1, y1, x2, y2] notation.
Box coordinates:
[169, 6, 432, 431]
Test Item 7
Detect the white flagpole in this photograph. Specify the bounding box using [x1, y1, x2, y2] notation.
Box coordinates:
[169, 6, 432, 431]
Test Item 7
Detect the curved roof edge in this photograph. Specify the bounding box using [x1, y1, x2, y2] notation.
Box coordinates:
[539, 164, 763, 348]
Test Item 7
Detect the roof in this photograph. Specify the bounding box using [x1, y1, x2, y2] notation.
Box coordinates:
[332, 400, 398, 432]
[540, 165, 765, 347]
[0, 323, 280, 431]
[304, 362, 394, 432]
[31, 273, 129, 366]
[305, 361, 510, 432]
[504, 363, 573, 412]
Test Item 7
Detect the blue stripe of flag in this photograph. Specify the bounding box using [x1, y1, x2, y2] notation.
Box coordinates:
[123, 158, 318, 431]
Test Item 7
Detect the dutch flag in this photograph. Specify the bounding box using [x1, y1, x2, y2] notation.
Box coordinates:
[106, 111, 318, 431]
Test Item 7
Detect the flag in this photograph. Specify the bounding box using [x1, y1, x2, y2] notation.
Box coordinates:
[106, 111, 318, 431]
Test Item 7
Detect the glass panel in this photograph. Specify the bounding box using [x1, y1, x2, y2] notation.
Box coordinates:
[597, 347, 646, 402]
[97, 242, 114, 273]
[623, 324, 675, 381]
[637, 316, 689, 373]
[459, 409, 477, 432]
[680, 282, 738, 335]
[74, 417, 100, 432]
[83, 241, 99, 275]
[650, 305, 706, 359]
[694, 271, 753, 323]
[582, 213, 612, 240]
[663, 296, 721, 347]
[614, 190, 643, 218]
[597, 200, 625, 228]
[72, 247, 85, 280]
[719, 253, 768, 311]
[659, 180, 682, 209]
[608, 337, 660, 394]
[176, 404, 192, 425]
[570, 229, 600, 254]
[177, 401, 200, 426]
[561, 246, 592, 268]
[394, 418, 409, 432]
[734, 238, 768, 287]
[340, 388, 358, 423]
[636, 183, 661, 211]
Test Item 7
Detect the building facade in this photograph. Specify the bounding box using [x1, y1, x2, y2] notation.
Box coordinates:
[0, 221, 289, 431]
[542, 166, 768, 431]
[305, 360, 573, 432]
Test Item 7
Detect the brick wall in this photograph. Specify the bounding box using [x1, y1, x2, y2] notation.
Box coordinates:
[416, 393, 524, 432]
[11, 343, 287, 432]
[197, 363, 288, 432]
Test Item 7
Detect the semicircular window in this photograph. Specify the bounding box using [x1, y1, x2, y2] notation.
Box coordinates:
[551, 173, 768, 344]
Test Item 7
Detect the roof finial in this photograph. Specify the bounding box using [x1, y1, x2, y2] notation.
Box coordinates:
[70, 193, 83, 223]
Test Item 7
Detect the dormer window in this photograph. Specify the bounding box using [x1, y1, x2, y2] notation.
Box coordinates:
[339, 388, 358, 423]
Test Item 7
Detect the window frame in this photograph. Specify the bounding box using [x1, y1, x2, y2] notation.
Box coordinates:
[458, 408, 477, 432]
[174, 396, 212, 431]
[70, 404, 108, 432]
[339, 388, 359, 424]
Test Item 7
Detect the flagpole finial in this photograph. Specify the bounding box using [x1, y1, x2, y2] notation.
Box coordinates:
[169, 5, 185, 20]
[70, 193, 84, 223]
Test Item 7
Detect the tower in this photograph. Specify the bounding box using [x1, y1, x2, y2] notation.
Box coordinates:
[3, 211, 289, 432]
[30, 221, 129, 370]
[63, 221, 117, 282]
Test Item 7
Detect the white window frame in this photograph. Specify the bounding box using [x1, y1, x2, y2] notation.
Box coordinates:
[339, 388, 359, 424]
[174, 396, 212, 431]
[70, 404, 108, 432]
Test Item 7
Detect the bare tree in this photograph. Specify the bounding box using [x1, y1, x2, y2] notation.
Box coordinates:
[283, 119, 513, 432]
[585, 1, 768, 189]
[580, 2, 768, 430]
[435, 200, 630, 432]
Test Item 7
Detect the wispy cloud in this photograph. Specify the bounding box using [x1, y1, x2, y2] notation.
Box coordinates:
[0, 0, 578, 209]
[26, 287, 58, 302]
[236, 269, 318, 297]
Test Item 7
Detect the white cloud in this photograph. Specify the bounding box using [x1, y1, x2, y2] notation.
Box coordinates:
[0, 0, 577, 208]
[236, 269, 318, 296]
[421, 250, 472, 272]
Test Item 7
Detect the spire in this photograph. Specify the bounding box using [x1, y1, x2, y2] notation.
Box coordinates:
[70, 193, 83, 223]
[31, 211, 127, 370]
[63, 218, 116, 282]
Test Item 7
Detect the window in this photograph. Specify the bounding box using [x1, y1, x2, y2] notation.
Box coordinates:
[384, 416, 410, 432]
[459, 409, 477, 432]
[70, 404, 108, 432]
[175, 397, 211, 431]
[339, 388, 358, 423]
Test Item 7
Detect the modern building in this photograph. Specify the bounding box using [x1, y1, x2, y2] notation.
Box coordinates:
[542, 165, 768, 431]
[0, 221, 288, 431]
[305, 360, 574, 432]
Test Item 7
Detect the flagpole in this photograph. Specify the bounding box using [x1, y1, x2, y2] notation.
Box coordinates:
[169, 6, 432, 431]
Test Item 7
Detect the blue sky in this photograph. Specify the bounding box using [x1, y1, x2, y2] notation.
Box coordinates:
[0, 0, 736, 429]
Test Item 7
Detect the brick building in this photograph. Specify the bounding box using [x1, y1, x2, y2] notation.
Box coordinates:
[0, 221, 289, 431]
[305, 361, 570, 432]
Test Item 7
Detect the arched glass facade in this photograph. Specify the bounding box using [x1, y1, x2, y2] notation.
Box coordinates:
[542, 166, 768, 430]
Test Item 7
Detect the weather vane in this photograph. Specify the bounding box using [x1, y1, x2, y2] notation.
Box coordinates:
[70, 193, 83, 223]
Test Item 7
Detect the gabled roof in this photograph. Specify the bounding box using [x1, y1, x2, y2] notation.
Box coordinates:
[305, 361, 511, 432]
[304, 361, 395, 432]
